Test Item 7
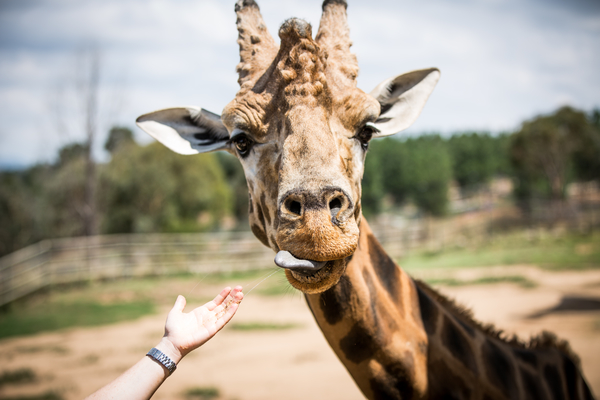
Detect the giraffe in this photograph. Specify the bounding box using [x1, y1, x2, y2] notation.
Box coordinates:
[136, 0, 595, 398]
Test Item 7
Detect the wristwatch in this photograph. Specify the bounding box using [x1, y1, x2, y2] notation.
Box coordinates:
[146, 347, 177, 375]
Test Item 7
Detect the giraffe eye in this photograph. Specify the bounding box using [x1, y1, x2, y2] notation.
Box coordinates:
[232, 134, 253, 157]
[354, 123, 377, 151]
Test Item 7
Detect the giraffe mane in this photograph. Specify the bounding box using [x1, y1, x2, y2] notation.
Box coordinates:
[414, 279, 582, 367]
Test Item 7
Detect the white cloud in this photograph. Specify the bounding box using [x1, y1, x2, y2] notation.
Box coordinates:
[0, 0, 599, 166]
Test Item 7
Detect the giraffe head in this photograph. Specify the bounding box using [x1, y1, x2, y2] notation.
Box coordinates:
[136, 0, 440, 294]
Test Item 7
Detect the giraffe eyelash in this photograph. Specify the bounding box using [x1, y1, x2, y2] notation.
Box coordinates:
[354, 122, 379, 151]
[365, 122, 380, 133]
[229, 129, 254, 157]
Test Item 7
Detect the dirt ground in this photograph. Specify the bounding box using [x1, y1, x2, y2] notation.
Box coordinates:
[1, 266, 599, 400]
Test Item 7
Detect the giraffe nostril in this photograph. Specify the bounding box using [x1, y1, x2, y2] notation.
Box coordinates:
[286, 199, 302, 216]
[329, 197, 343, 219]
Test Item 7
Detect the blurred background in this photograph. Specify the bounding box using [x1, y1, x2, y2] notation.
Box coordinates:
[0, 0, 599, 399]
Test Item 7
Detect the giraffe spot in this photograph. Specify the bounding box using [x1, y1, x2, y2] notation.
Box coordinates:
[353, 202, 361, 221]
[441, 316, 478, 374]
[339, 322, 376, 364]
[254, 199, 267, 230]
[455, 318, 475, 338]
[562, 355, 579, 400]
[514, 348, 538, 368]
[367, 233, 399, 299]
[362, 269, 380, 328]
[269, 234, 278, 250]
[248, 195, 254, 213]
[369, 361, 414, 400]
[260, 192, 271, 225]
[427, 360, 471, 400]
[250, 223, 269, 247]
[520, 366, 545, 400]
[319, 274, 351, 325]
[482, 339, 518, 399]
[544, 364, 565, 400]
[362, 268, 399, 338]
[369, 377, 400, 400]
[416, 285, 438, 335]
[387, 360, 414, 399]
[275, 152, 282, 171]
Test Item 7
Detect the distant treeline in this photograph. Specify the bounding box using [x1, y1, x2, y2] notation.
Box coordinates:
[1, 106, 599, 257]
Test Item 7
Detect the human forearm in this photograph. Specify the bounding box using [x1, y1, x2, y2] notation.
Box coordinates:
[84, 340, 176, 400]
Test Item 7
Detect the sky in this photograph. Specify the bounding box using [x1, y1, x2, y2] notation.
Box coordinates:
[0, 0, 599, 168]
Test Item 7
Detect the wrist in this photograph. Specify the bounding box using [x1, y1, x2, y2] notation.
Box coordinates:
[155, 337, 183, 364]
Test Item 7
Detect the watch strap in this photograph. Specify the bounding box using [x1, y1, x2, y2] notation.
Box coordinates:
[146, 347, 177, 375]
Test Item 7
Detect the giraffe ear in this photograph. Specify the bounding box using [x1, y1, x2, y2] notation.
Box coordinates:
[136, 107, 230, 155]
[369, 68, 440, 137]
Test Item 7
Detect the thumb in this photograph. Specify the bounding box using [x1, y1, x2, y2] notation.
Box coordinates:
[172, 295, 187, 313]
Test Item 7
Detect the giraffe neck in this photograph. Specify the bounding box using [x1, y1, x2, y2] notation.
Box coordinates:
[416, 276, 595, 400]
[304, 218, 594, 400]
[305, 219, 429, 399]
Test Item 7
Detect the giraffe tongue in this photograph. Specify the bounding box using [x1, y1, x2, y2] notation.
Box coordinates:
[274, 251, 327, 272]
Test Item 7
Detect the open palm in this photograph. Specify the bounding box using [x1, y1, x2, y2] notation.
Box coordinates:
[163, 286, 243, 358]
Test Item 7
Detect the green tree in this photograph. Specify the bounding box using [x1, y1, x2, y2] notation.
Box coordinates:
[105, 126, 135, 154]
[363, 136, 452, 216]
[42, 157, 88, 238]
[571, 109, 600, 183]
[216, 152, 249, 225]
[361, 145, 385, 216]
[100, 142, 232, 233]
[447, 132, 510, 191]
[362, 138, 409, 214]
[57, 143, 86, 166]
[510, 106, 596, 203]
[0, 171, 40, 256]
[0, 150, 93, 257]
[403, 136, 452, 216]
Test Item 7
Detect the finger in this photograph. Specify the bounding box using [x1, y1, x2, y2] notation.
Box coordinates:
[204, 287, 232, 311]
[215, 302, 240, 329]
[215, 289, 243, 319]
[171, 295, 186, 313]
[232, 287, 244, 303]
[233, 287, 244, 303]
[211, 302, 227, 317]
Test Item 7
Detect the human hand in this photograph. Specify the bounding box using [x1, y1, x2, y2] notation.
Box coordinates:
[156, 286, 243, 363]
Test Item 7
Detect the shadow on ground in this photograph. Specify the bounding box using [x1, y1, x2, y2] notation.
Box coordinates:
[528, 296, 600, 318]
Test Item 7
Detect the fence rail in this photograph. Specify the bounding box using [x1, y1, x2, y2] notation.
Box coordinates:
[0, 231, 278, 306]
[2, 194, 599, 306]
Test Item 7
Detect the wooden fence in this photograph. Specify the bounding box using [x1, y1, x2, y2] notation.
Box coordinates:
[0, 231, 275, 307]
[2, 193, 599, 307]
[0, 218, 462, 307]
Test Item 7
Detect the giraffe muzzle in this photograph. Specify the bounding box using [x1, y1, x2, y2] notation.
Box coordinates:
[276, 187, 359, 262]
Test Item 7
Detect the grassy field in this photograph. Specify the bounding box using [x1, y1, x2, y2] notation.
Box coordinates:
[0, 230, 598, 341]
[0, 299, 154, 339]
[183, 386, 220, 400]
[0, 268, 291, 340]
[424, 275, 537, 288]
[230, 322, 301, 331]
[401, 231, 600, 272]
